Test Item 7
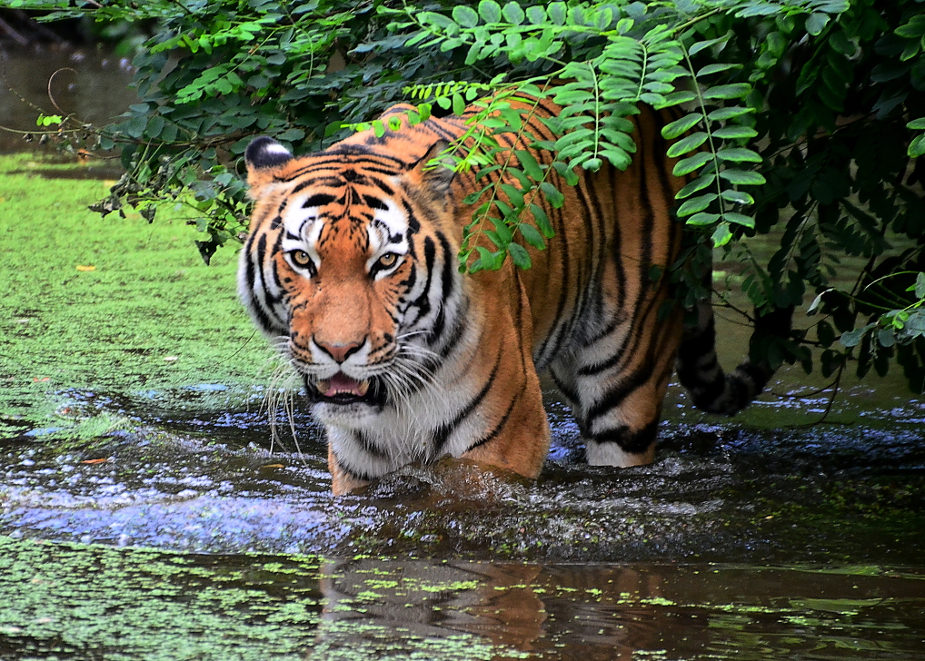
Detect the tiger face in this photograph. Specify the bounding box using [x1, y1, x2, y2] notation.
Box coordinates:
[239, 136, 459, 430]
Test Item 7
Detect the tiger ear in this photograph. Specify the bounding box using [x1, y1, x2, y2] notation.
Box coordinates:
[245, 137, 293, 196]
[408, 140, 456, 197]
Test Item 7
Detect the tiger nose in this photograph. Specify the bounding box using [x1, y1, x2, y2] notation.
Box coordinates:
[313, 337, 363, 363]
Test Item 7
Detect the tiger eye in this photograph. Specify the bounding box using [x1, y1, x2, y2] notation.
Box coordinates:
[378, 253, 398, 269]
[290, 250, 312, 268]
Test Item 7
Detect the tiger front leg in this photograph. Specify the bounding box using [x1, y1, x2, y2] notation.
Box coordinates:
[460, 362, 551, 479]
[327, 444, 370, 495]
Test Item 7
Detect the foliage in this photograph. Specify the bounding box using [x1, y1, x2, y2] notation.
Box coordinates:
[7, 0, 925, 393]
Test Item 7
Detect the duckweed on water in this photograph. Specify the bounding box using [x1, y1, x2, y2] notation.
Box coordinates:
[0, 153, 274, 436]
[0, 536, 325, 660]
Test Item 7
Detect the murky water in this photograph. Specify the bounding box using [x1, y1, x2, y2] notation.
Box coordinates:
[0, 44, 135, 160]
[1, 46, 924, 660]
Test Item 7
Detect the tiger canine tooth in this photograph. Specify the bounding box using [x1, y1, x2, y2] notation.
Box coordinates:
[315, 379, 330, 394]
[357, 380, 370, 396]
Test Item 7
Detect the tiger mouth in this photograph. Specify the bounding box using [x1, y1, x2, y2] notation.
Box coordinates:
[305, 372, 386, 406]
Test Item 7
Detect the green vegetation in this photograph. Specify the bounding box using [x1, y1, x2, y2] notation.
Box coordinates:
[0, 153, 274, 436]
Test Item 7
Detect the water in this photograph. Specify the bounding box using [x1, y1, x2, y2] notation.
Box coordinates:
[0, 46, 923, 660]
[0, 44, 135, 158]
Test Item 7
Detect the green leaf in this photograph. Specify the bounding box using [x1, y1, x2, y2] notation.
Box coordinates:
[677, 193, 718, 217]
[908, 117, 925, 130]
[529, 203, 555, 237]
[841, 326, 871, 348]
[915, 272, 925, 299]
[502, 1, 525, 25]
[712, 125, 759, 140]
[722, 211, 756, 228]
[702, 83, 751, 100]
[676, 173, 716, 200]
[720, 189, 755, 205]
[718, 169, 766, 185]
[36, 113, 63, 126]
[526, 5, 546, 24]
[548, 2, 567, 25]
[688, 34, 730, 56]
[909, 134, 925, 158]
[687, 212, 721, 226]
[515, 149, 544, 180]
[453, 6, 479, 27]
[660, 90, 698, 106]
[508, 242, 532, 269]
[716, 147, 763, 163]
[519, 222, 546, 249]
[666, 132, 708, 158]
[697, 63, 742, 77]
[673, 151, 713, 176]
[707, 106, 754, 122]
[712, 222, 733, 247]
[540, 181, 565, 208]
[490, 214, 514, 243]
[478, 0, 502, 23]
[662, 112, 702, 140]
[806, 13, 829, 36]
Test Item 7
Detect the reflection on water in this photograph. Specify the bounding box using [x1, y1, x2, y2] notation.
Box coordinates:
[1, 534, 922, 660]
[313, 559, 925, 661]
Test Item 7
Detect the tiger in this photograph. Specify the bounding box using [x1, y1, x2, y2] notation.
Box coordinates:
[239, 94, 788, 495]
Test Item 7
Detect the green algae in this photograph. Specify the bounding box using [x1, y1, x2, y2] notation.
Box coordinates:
[0, 535, 324, 660]
[0, 536, 536, 661]
[0, 153, 275, 437]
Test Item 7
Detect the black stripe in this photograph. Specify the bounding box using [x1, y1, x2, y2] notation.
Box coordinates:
[332, 451, 378, 483]
[408, 236, 435, 323]
[549, 366, 580, 404]
[534, 200, 572, 363]
[362, 194, 389, 211]
[435, 298, 468, 361]
[590, 420, 658, 455]
[354, 430, 389, 459]
[466, 390, 519, 452]
[427, 232, 457, 344]
[584, 363, 654, 425]
[401, 199, 421, 234]
[432, 349, 503, 455]
[244, 235, 275, 333]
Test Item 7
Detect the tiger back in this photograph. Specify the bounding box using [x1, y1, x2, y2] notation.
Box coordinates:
[240, 96, 781, 494]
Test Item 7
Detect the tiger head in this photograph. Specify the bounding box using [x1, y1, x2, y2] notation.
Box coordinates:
[239, 135, 460, 426]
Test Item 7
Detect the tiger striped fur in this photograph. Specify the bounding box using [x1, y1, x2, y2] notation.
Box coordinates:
[239, 96, 783, 495]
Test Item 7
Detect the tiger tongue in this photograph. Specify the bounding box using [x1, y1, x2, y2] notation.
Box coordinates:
[323, 372, 368, 397]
